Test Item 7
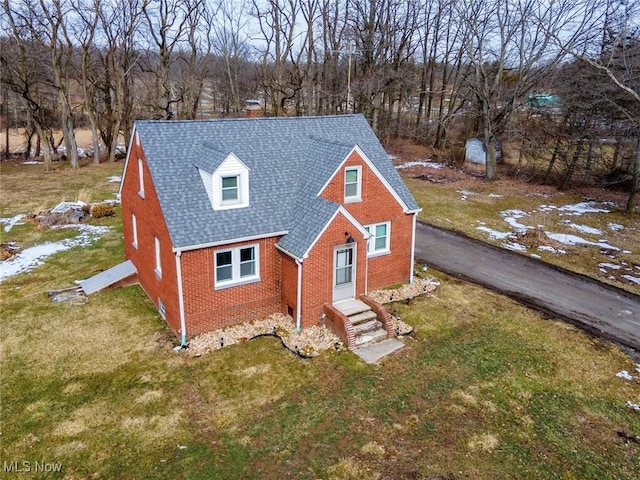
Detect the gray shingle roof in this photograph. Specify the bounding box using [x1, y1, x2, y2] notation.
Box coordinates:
[133, 114, 419, 256]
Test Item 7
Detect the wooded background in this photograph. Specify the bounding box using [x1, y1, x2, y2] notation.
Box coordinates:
[1, 0, 639, 210]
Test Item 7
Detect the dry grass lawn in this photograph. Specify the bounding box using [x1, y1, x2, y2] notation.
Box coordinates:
[1, 153, 639, 479]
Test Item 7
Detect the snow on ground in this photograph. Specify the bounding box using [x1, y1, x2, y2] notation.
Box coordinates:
[599, 263, 621, 270]
[395, 160, 443, 169]
[0, 224, 109, 282]
[608, 223, 625, 231]
[488, 193, 503, 198]
[1, 214, 26, 233]
[476, 226, 512, 240]
[107, 175, 122, 183]
[500, 209, 532, 234]
[558, 201, 611, 215]
[617, 370, 635, 380]
[457, 189, 476, 201]
[21, 160, 43, 165]
[538, 245, 567, 254]
[622, 275, 640, 285]
[545, 232, 619, 251]
[565, 222, 603, 235]
[530, 253, 542, 259]
[502, 241, 527, 252]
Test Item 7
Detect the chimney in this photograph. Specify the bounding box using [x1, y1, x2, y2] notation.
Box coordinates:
[244, 99, 263, 118]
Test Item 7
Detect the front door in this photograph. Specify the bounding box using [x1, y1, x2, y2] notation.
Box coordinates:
[333, 245, 355, 302]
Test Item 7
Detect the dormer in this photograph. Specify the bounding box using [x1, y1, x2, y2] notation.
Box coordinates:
[196, 147, 250, 211]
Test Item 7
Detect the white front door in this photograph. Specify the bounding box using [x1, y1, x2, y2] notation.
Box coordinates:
[333, 245, 355, 302]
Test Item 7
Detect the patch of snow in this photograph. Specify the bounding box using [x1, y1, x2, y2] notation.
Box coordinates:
[545, 232, 619, 250]
[599, 263, 621, 270]
[526, 192, 551, 197]
[617, 371, 634, 380]
[50, 201, 86, 214]
[636, 364, 640, 374]
[608, 223, 625, 231]
[566, 223, 603, 235]
[107, 175, 122, 183]
[488, 193, 503, 198]
[502, 242, 527, 252]
[21, 160, 43, 165]
[500, 209, 531, 233]
[395, 160, 442, 170]
[530, 254, 541, 259]
[627, 401, 640, 412]
[558, 201, 610, 215]
[622, 275, 640, 285]
[1, 214, 26, 233]
[0, 224, 110, 282]
[477, 226, 512, 240]
[457, 189, 476, 200]
[537, 205, 557, 212]
[538, 245, 567, 254]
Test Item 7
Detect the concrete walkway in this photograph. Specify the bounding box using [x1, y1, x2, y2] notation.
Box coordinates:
[352, 338, 405, 364]
[414, 222, 640, 352]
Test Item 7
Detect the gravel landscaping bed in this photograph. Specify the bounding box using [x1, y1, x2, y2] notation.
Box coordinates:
[186, 277, 439, 358]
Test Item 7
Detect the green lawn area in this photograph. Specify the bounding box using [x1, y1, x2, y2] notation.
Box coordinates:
[1, 160, 639, 479]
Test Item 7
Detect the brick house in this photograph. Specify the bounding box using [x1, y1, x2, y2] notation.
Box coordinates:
[119, 115, 421, 348]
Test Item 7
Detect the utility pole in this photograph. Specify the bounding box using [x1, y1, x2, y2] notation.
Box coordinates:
[346, 40, 354, 113]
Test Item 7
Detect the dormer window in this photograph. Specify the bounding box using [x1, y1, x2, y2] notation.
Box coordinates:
[198, 152, 250, 210]
[221, 175, 239, 203]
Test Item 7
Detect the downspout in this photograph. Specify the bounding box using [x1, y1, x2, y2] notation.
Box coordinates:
[295, 258, 302, 331]
[409, 213, 417, 284]
[364, 242, 369, 295]
[175, 250, 187, 348]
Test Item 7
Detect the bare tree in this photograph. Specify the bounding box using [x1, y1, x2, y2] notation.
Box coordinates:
[2, 0, 56, 171]
[140, 0, 191, 119]
[252, 0, 305, 116]
[210, 0, 252, 114]
[456, 0, 581, 179]
[542, 0, 640, 212]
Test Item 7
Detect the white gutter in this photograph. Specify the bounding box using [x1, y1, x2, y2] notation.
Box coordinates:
[409, 212, 417, 284]
[173, 231, 288, 253]
[295, 259, 303, 331]
[175, 250, 187, 347]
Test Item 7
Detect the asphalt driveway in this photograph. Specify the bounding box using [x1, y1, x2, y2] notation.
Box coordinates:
[414, 222, 640, 352]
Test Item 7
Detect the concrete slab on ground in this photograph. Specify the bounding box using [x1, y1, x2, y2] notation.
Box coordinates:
[352, 338, 405, 364]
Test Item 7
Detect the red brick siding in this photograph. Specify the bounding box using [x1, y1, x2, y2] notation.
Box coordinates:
[281, 254, 298, 318]
[180, 237, 283, 337]
[319, 150, 414, 289]
[121, 133, 181, 336]
[299, 212, 367, 327]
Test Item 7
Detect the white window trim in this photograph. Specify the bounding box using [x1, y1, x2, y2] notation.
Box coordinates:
[344, 166, 362, 203]
[154, 236, 162, 278]
[365, 221, 391, 257]
[214, 244, 260, 289]
[138, 157, 145, 198]
[220, 174, 241, 205]
[131, 213, 138, 249]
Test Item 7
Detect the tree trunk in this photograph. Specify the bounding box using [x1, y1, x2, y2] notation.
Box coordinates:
[626, 138, 640, 214]
[484, 123, 497, 180]
[560, 139, 584, 190]
[35, 124, 54, 173]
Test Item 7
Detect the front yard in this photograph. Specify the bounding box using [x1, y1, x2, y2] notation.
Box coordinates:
[1, 159, 639, 479]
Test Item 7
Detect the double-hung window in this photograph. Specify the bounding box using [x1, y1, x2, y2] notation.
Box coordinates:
[344, 166, 362, 202]
[154, 236, 162, 277]
[215, 245, 259, 288]
[138, 158, 145, 198]
[365, 222, 390, 256]
[221, 175, 239, 203]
